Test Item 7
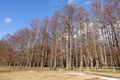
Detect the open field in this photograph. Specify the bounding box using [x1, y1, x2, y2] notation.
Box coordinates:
[0, 67, 120, 80]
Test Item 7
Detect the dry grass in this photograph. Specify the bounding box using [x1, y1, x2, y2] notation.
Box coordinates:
[0, 67, 120, 80]
[0, 67, 99, 80]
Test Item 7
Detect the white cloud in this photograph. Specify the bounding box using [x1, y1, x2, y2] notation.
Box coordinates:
[85, 1, 91, 4]
[68, 0, 73, 4]
[0, 31, 8, 40]
[5, 18, 12, 23]
[55, 2, 60, 6]
[50, 0, 63, 6]
[67, 0, 80, 4]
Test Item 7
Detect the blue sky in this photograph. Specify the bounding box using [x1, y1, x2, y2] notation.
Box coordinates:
[0, 0, 91, 39]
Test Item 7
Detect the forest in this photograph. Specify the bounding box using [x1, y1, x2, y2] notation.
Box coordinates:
[0, 0, 120, 70]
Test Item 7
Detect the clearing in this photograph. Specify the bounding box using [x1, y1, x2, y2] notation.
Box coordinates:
[0, 67, 120, 80]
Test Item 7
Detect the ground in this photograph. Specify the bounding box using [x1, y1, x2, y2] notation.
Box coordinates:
[0, 67, 120, 80]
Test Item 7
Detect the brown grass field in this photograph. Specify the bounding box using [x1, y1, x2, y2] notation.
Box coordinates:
[0, 67, 120, 80]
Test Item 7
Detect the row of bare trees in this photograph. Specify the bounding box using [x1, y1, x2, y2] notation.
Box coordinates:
[0, 0, 120, 69]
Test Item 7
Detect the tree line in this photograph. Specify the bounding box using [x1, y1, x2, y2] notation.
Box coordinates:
[0, 0, 120, 70]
